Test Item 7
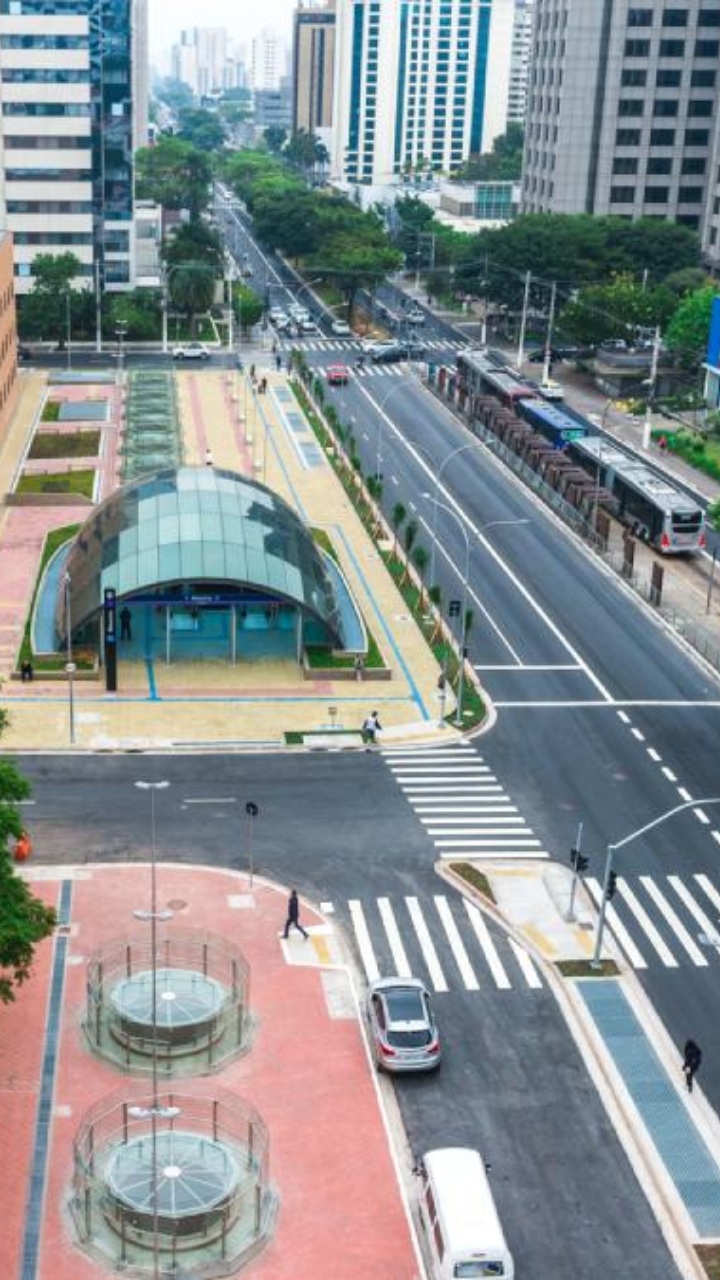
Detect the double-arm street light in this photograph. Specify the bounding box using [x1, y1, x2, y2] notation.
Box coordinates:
[370, 374, 417, 484]
[592, 797, 720, 968]
[429, 441, 489, 582]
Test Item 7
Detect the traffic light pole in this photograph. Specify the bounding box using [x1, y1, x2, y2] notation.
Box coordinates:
[591, 844, 615, 969]
[566, 821, 584, 922]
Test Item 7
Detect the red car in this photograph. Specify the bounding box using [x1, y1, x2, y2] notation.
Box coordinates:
[326, 364, 350, 386]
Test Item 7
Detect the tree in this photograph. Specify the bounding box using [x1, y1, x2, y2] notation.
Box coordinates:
[402, 519, 418, 583]
[263, 126, 288, 154]
[665, 286, 720, 363]
[0, 742, 56, 1003]
[455, 123, 525, 181]
[320, 237, 403, 310]
[153, 75, 194, 114]
[18, 252, 83, 343]
[164, 219, 224, 275]
[412, 545, 430, 610]
[391, 502, 406, 558]
[559, 274, 677, 348]
[168, 262, 215, 334]
[177, 107, 225, 153]
[105, 290, 162, 341]
[233, 284, 263, 332]
[253, 190, 323, 258]
[135, 137, 212, 218]
[285, 128, 329, 179]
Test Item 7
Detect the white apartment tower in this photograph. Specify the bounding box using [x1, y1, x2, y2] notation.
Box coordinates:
[171, 27, 232, 99]
[522, 0, 720, 232]
[250, 28, 288, 92]
[331, 0, 515, 187]
[507, 0, 534, 124]
[0, 0, 140, 293]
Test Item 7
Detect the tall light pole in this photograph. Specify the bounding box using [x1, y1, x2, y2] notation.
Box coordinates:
[225, 260, 235, 354]
[64, 571, 76, 744]
[115, 320, 127, 383]
[423, 494, 470, 728]
[131, 780, 174, 1280]
[65, 291, 72, 372]
[371, 376, 416, 484]
[429, 441, 489, 583]
[592, 797, 720, 969]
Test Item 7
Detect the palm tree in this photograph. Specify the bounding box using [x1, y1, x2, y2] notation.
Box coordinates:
[428, 584, 442, 642]
[402, 519, 418, 583]
[413, 545, 429, 611]
[391, 502, 406, 560]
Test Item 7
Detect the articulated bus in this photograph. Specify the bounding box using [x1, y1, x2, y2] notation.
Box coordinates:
[457, 351, 537, 409]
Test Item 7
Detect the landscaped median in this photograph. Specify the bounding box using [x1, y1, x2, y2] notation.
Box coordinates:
[290, 352, 487, 732]
[14, 523, 97, 678]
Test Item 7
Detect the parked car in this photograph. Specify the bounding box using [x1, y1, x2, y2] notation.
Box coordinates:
[326, 364, 350, 386]
[300, 318, 319, 333]
[539, 379, 565, 401]
[330, 320, 352, 337]
[528, 348, 560, 364]
[367, 977, 441, 1073]
[172, 342, 210, 361]
[406, 307, 426, 325]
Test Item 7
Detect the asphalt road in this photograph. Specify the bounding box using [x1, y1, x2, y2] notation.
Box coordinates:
[16, 751, 681, 1279]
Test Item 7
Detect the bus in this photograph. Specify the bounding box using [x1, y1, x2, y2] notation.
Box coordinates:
[515, 398, 589, 449]
[457, 351, 537, 410]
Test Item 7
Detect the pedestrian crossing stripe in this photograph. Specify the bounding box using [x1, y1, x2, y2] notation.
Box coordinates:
[383, 745, 549, 861]
[585, 874, 720, 971]
[346, 894, 534, 993]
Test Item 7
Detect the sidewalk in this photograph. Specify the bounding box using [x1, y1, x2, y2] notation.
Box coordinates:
[0, 863, 421, 1280]
[443, 859, 720, 1280]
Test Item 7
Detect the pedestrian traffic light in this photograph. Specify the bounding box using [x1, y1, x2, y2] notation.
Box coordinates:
[606, 870, 618, 901]
[449, 599, 461, 618]
[570, 848, 589, 873]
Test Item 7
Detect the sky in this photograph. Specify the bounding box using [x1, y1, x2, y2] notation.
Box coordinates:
[149, 0, 297, 66]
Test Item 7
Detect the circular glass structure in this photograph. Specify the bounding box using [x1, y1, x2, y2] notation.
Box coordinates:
[110, 967, 227, 1049]
[72, 1088, 276, 1275]
[84, 932, 251, 1075]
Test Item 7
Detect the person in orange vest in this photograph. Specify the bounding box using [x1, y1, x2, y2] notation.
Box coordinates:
[14, 830, 32, 862]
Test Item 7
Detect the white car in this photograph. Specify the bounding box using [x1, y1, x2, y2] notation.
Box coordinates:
[360, 338, 397, 354]
[172, 342, 210, 361]
[330, 320, 352, 336]
[407, 308, 426, 325]
[539, 379, 565, 401]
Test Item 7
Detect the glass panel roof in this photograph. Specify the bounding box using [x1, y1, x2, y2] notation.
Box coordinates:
[56, 468, 342, 644]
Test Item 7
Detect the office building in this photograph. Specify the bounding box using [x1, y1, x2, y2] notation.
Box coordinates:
[507, 0, 534, 124]
[331, 0, 515, 188]
[170, 27, 241, 99]
[0, 0, 142, 293]
[0, 233, 18, 445]
[702, 121, 720, 266]
[254, 78, 294, 132]
[522, 0, 720, 230]
[293, 2, 336, 135]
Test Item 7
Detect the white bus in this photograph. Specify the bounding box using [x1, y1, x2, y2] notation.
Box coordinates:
[417, 1147, 515, 1279]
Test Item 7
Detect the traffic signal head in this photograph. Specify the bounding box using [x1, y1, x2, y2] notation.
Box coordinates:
[606, 870, 618, 901]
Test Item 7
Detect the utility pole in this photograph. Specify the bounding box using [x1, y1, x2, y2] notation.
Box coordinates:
[94, 258, 102, 353]
[642, 326, 661, 450]
[480, 252, 489, 347]
[542, 281, 557, 387]
[516, 270, 531, 369]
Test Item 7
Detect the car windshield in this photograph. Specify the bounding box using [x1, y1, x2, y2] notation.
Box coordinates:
[385, 987, 427, 1022]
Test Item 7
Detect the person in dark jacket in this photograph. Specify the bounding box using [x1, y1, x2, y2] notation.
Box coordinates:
[283, 888, 308, 939]
[683, 1039, 702, 1092]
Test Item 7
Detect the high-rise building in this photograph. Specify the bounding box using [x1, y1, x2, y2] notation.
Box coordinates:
[292, 2, 336, 135]
[522, 0, 720, 233]
[702, 122, 720, 266]
[331, 0, 515, 188]
[507, 0, 534, 124]
[170, 27, 235, 99]
[250, 27, 288, 93]
[0, 0, 141, 293]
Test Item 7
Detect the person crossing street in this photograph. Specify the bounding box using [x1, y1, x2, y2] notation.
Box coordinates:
[282, 888, 309, 940]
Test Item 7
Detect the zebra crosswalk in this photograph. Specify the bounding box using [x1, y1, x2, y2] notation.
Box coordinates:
[345, 893, 543, 995]
[279, 336, 467, 354]
[383, 745, 549, 860]
[586, 871, 720, 971]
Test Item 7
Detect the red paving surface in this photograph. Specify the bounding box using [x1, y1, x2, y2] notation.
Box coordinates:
[1, 866, 421, 1280]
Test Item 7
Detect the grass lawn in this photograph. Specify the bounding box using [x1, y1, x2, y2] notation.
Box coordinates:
[18, 523, 95, 671]
[652, 428, 720, 484]
[29, 431, 100, 460]
[17, 469, 96, 498]
[41, 401, 61, 421]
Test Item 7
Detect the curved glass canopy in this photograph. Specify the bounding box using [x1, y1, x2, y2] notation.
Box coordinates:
[55, 467, 343, 645]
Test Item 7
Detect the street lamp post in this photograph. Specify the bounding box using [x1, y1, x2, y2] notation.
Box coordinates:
[423, 494, 470, 728]
[429, 441, 489, 583]
[591, 797, 720, 968]
[131, 780, 174, 1280]
[372, 376, 416, 484]
[115, 320, 128, 382]
[64, 571, 76, 744]
[65, 291, 72, 371]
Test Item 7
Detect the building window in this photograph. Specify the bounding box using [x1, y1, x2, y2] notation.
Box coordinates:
[681, 157, 706, 174]
[618, 99, 644, 116]
[685, 128, 709, 145]
[610, 187, 635, 202]
[613, 156, 638, 174]
[653, 98, 679, 116]
[647, 156, 672, 173]
[698, 9, 720, 25]
[691, 69, 717, 86]
[624, 38, 650, 55]
[659, 39, 684, 55]
[627, 9, 653, 26]
[644, 187, 669, 202]
[678, 186, 703, 202]
[695, 40, 720, 56]
[662, 8, 688, 25]
[616, 128, 641, 145]
[656, 68, 681, 86]
[688, 98, 713, 115]
[622, 68, 647, 86]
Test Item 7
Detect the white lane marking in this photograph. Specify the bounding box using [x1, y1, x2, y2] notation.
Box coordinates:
[434, 896, 479, 990]
[617, 881, 678, 967]
[677, 787, 693, 803]
[415, 805, 519, 815]
[427, 827, 534, 838]
[389, 766, 492, 775]
[694, 809, 711, 825]
[358, 377, 612, 695]
[586, 879, 647, 969]
[464, 901, 511, 988]
[647, 749, 661, 762]
[507, 938, 543, 988]
[617, 710, 631, 724]
[406, 897, 448, 992]
[391, 475, 399, 486]
[694, 873, 720, 916]
[662, 767, 677, 782]
[433, 836, 542, 847]
[668, 876, 719, 947]
[631, 728, 645, 741]
[477, 664, 583, 672]
[18, 800, 36, 806]
[420, 815, 526, 826]
[640, 877, 707, 966]
[713, 832, 720, 848]
[348, 900, 380, 981]
[184, 797, 237, 804]
[382, 748, 477, 757]
[377, 898, 412, 977]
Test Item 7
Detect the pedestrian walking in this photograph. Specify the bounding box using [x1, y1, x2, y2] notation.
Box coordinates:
[683, 1039, 702, 1092]
[282, 888, 309, 940]
[658, 434, 668, 452]
[259, 375, 268, 394]
[271, 340, 278, 354]
[250, 362, 256, 381]
[20, 659, 34, 683]
[120, 606, 132, 641]
[362, 710, 382, 746]
[353, 655, 364, 682]
[275, 353, 282, 372]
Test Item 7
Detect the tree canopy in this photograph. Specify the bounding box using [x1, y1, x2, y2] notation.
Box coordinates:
[665, 285, 720, 362]
[454, 123, 525, 181]
[176, 107, 225, 153]
[136, 136, 212, 218]
[0, 725, 56, 1004]
[559, 275, 677, 347]
[18, 252, 87, 343]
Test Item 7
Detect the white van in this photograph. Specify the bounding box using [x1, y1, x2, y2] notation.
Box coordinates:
[417, 1147, 514, 1279]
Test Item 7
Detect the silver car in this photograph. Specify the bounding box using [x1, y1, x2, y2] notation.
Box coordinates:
[367, 977, 441, 1073]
